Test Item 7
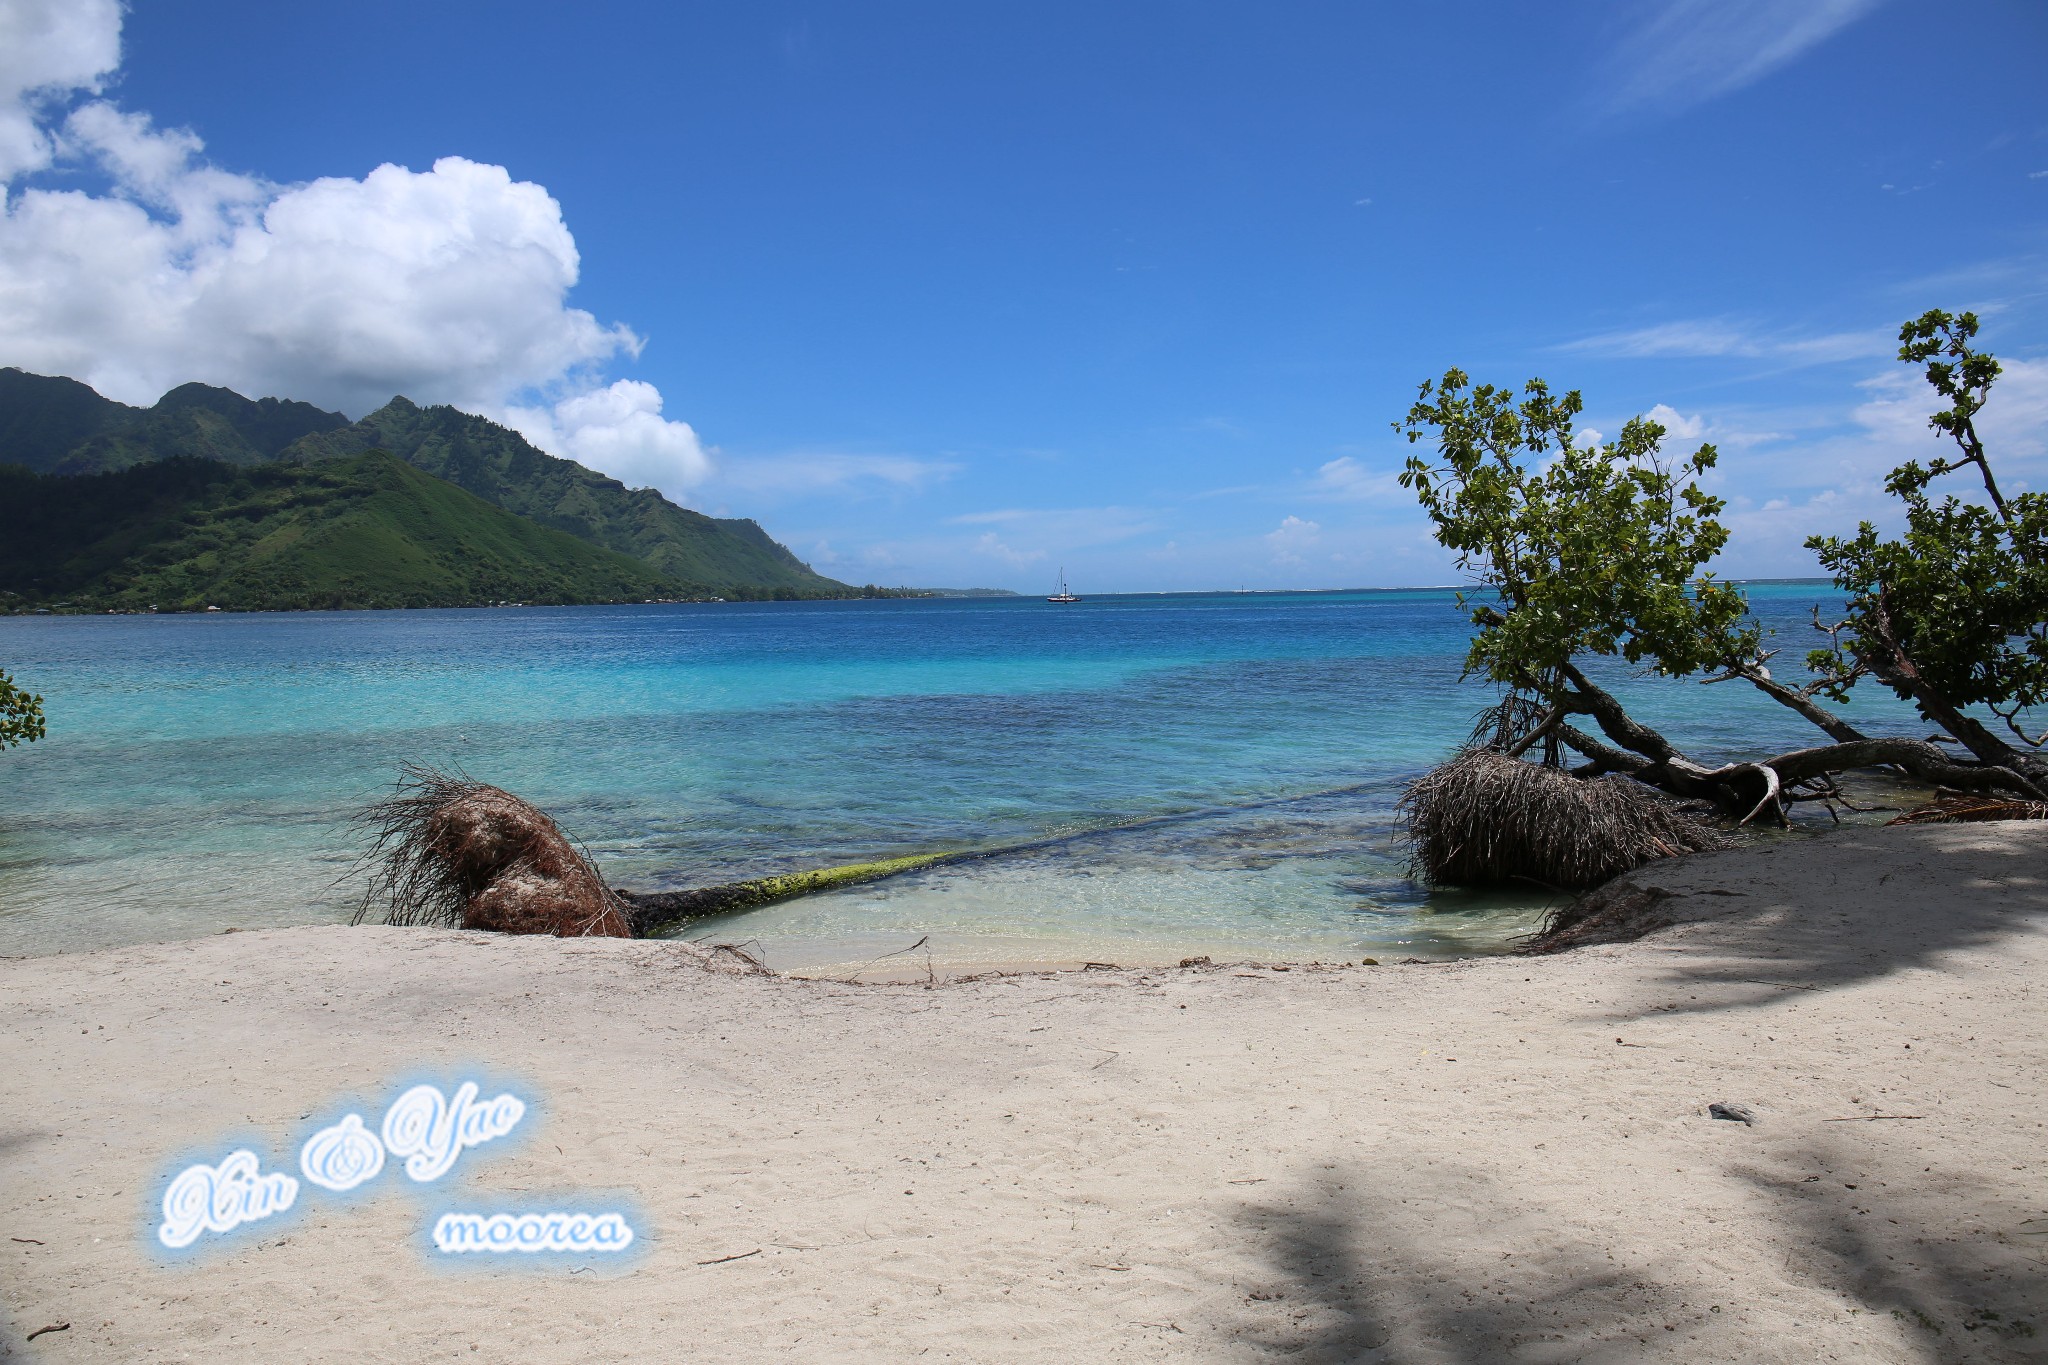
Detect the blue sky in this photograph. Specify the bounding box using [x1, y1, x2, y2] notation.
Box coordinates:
[3, 1, 2045, 590]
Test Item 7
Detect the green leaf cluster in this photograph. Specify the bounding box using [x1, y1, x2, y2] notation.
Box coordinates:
[0, 668, 43, 750]
[1396, 370, 1751, 692]
[1805, 311, 2047, 744]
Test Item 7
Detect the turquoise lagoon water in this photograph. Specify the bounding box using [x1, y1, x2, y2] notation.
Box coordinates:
[0, 584, 1923, 972]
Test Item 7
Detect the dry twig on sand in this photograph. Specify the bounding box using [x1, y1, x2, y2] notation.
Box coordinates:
[1887, 791, 2048, 825]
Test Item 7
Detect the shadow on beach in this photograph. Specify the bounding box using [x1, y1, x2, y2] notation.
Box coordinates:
[1222, 1141, 2044, 1364]
[1595, 823, 2048, 1017]
[1223, 1164, 1719, 1364]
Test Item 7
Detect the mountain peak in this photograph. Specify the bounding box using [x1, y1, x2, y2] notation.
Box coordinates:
[154, 381, 254, 411]
[1, 369, 855, 601]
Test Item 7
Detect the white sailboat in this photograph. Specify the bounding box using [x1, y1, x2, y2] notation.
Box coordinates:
[1047, 568, 1079, 603]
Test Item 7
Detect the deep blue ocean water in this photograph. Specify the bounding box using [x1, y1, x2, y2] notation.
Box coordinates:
[0, 584, 1925, 971]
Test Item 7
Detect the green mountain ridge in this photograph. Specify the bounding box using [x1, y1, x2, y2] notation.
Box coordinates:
[0, 369, 352, 476]
[67, 382, 353, 476]
[281, 396, 842, 594]
[0, 452, 679, 612]
[0, 369, 868, 609]
[0, 369, 143, 470]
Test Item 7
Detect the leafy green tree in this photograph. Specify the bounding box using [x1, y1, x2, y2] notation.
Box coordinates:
[1397, 370, 1751, 694]
[1804, 310, 2046, 790]
[1398, 356, 2041, 819]
[0, 668, 44, 750]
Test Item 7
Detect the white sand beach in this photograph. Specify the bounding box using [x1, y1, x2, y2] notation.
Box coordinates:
[2, 820, 2044, 1362]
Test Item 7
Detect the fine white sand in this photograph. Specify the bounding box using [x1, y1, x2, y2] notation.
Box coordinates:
[2, 821, 2043, 1363]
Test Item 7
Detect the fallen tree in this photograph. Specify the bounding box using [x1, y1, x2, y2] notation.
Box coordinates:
[351, 766, 969, 939]
[615, 852, 953, 938]
[1394, 308, 2045, 886]
[352, 766, 633, 937]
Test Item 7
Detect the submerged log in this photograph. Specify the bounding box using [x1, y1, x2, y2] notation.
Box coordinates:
[618, 852, 955, 938]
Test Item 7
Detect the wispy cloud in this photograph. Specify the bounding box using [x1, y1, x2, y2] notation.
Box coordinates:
[1879, 252, 2048, 305]
[1559, 317, 1888, 364]
[712, 451, 959, 496]
[1309, 455, 1405, 503]
[1698, 350, 2048, 571]
[1851, 356, 2048, 465]
[948, 505, 1162, 551]
[1596, 0, 1884, 119]
[972, 532, 1043, 568]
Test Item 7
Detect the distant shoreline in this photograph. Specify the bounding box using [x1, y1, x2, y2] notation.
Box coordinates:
[1, 577, 1840, 618]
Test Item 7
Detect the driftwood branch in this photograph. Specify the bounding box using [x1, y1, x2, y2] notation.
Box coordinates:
[1540, 660, 2046, 816]
[1855, 589, 2048, 791]
[1763, 738, 2043, 799]
[1704, 650, 1867, 745]
[1501, 701, 1569, 759]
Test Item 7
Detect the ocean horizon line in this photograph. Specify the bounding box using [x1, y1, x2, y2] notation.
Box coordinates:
[1001, 575, 1838, 600]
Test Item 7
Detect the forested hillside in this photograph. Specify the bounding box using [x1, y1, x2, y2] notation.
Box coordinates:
[0, 370, 861, 608]
[0, 453, 679, 612]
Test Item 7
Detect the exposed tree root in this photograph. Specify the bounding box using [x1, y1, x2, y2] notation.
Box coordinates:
[1520, 880, 1679, 954]
[351, 766, 631, 937]
[1403, 749, 1727, 892]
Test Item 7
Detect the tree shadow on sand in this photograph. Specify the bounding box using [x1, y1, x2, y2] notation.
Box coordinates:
[1218, 1143, 2044, 1365]
[1577, 823, 2047, 1017]
[1220, 1163, 1728, 1364]
[1728, 1141, 2046, 1362]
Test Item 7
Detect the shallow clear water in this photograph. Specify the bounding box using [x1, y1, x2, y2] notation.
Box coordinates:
[0, 584, 1923, 970]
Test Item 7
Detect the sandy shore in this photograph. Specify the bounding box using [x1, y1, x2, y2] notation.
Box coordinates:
[2, 821, 2043, 1362]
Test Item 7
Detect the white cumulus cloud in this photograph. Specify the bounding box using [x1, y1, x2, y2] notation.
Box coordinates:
[1265, 515, 1322, 566]
[501, 380, 711, 495]
[0, 0, 119, 181]
[1643, 404, 1705, 441]
[0, 0, 710, 498]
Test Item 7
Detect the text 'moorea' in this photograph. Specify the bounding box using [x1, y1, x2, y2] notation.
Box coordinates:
[156, 1079, 636, 1262]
